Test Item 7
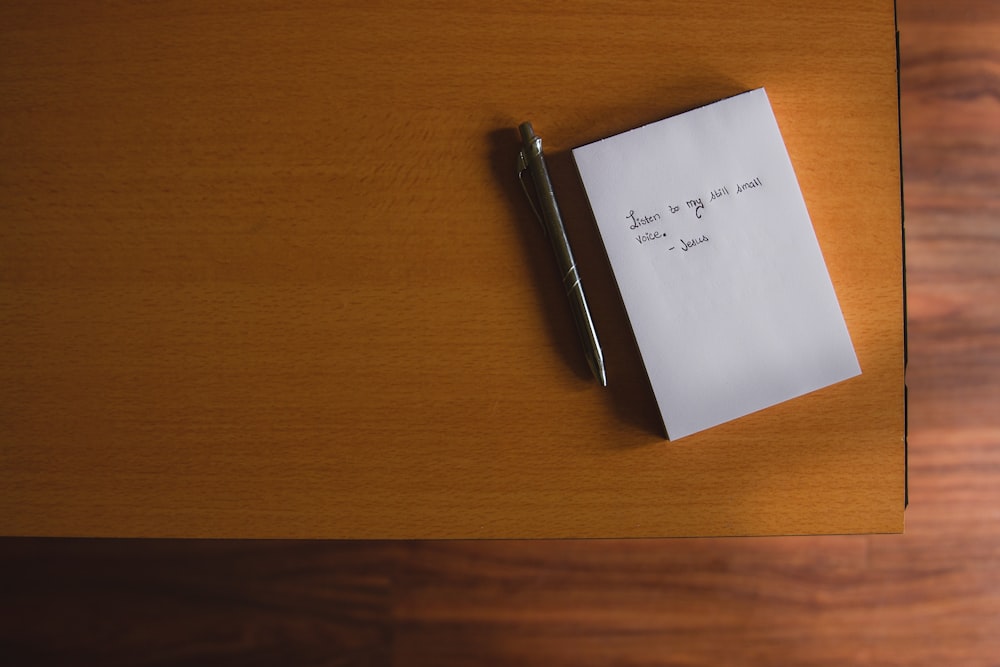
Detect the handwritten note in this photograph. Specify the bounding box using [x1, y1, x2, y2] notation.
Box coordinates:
[573, 88, 861, 440]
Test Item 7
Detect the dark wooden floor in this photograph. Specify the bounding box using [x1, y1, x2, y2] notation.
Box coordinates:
[3, 1, 999, 664]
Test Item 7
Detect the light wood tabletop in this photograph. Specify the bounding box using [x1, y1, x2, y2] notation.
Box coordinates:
[0, 0, 904, 538]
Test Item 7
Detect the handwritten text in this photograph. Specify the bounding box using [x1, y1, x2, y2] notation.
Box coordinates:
[623, 176, 764, 247]
[626, 209, 661, 230]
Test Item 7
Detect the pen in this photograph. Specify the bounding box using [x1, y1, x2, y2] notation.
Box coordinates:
[516, 121, 607, 387]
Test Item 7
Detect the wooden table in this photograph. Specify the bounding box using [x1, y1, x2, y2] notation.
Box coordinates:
[0, 0, 904, 538]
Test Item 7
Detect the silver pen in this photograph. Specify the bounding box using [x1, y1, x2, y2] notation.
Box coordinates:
[516, 121, 607, 387]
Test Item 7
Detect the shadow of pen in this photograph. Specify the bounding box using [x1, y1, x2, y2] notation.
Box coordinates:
[488, 126, 593, 384]
[488, 125, 666, 441]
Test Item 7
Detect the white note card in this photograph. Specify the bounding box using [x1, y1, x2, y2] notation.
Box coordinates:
[573, 88, 861, 440]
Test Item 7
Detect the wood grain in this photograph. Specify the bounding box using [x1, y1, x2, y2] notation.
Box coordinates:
[0, 0, 903, 538]
[1, 0, 997, 664]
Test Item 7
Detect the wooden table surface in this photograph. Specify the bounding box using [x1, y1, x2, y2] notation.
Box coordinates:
[2, 0, 998, 664]
[0, 0, 904, 538]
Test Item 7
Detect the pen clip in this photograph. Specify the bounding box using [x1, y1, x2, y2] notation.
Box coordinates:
[516, 150, 546, 230]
